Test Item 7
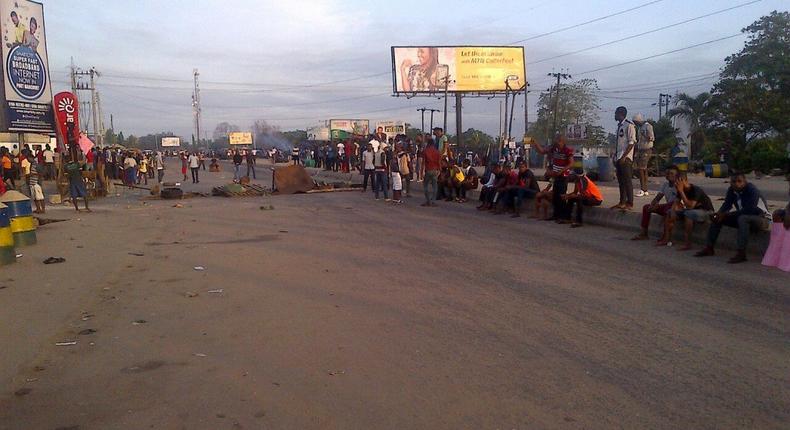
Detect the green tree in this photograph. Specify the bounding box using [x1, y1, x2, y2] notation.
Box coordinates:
[651, 116, 680, 163]
[532, 78, 601, 144]
[666, 92, 714, 160]
[712, 11, 790, 142]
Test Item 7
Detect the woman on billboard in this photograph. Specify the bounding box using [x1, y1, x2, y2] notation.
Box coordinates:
[400, 47, 448, 92]
[23, 17, 39, 51]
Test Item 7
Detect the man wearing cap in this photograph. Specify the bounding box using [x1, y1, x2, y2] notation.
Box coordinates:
[612, 106, 636, 210]
[633, 113, 654, 197]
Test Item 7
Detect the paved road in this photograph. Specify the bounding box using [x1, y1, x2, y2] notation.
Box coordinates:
[1, 164, 787, 429]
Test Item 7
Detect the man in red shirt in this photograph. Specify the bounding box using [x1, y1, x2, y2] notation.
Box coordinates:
[421, 144, 441, 207]
[532, 135, 574, 221]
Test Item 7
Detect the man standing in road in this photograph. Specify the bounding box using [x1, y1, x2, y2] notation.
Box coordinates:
[42, 144, 54, 180]
[188, 151, 200, 184]
[155, 151, 165, 183]
[612, 106, 636, 210]
[633, 114, 654, 197]
[233, 150, 244, 182]
[361, 142, 375, 192]
[421, 141, 441, 207]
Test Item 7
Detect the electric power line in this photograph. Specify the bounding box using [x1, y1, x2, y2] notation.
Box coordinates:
[530, 0, 764, 64]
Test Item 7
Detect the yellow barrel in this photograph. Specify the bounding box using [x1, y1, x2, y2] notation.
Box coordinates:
[0, 203, 16, 265]
[0, 190, 36, 247]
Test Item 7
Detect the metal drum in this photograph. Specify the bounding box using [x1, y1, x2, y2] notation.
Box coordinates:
[673, 152, 689, 172]
[597, 156, 615, 182]
[704, 163, 729, 178]
[0, 190, 36, 247]
[0, 203, 16, 265]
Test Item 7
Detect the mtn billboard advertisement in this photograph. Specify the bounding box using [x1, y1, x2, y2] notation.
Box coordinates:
[0, 0, 54, 133]
[391, 46, 526, 94]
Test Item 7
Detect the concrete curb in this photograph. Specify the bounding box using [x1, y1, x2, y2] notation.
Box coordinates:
[307, 168, 771, 256]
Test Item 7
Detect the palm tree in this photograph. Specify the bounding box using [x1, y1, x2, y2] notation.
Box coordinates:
[666, 92, 713, 160]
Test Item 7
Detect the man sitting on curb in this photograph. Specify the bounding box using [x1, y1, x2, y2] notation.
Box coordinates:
[492, 164, 518, 214]
[477, 164, 502, 210]
[507, 161, 540, 218]
[562, 172, 603, 228]
[632, 165, 679, 240]
[661, 173, 714, 250]
[695, 172, 767, 264]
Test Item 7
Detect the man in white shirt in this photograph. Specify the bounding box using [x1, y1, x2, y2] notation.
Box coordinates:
[42, 144, 54, 180]
[633, 113, 655, 197]
[612, 106, 636, 210]
[361, 142, 376, 192]
[188, 151, 200, 183]
[155, 151, 165, 183]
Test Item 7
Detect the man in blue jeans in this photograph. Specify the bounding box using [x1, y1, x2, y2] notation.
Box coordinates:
[373, 144, 389, 201]
[695, 172, 767, 264]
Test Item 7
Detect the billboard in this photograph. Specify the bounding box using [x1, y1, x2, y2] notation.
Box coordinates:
[329, 119, 369, 140]
[228, 131, 253, 145]
[374, 120, 406, 139]
[161, 136, 180, 147]
[566, 124, 587, 140]
[306, 125, 330, 142]
[0, 0, 54, 133]
[391, 46, 526, 93]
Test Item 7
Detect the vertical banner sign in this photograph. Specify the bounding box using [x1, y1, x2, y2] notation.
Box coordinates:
[53, 91, 79, 150]
[0, 0, 54, 133]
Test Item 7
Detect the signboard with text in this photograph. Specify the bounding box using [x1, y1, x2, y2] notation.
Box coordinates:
[0, 0, 54, 133]
[392, 46, 526, 94]
[228, 131, 253, 145]
[161, 137, 180, 147]
[329, 119, 369, 140]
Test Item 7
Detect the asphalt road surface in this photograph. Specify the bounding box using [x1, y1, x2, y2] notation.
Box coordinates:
[1, 165, 787, 429]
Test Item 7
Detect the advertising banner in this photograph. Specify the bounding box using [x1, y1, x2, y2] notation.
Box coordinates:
[228, 131, 253, 145]
[306, 126, 329, 142]
[0, 0, 54, 133]
[161, 137, 180, 147]
[374, 120, 406, 139]
[392, 46, 526, 93]
[329, 119, 369, 140]
[53, 91, 79, 149]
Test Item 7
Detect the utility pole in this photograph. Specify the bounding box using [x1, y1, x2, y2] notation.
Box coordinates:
[658, 93, 672, 119]
[441, 74, 454, 132]
[455, 93, 463, 149]
[417, 108, 426, 136]
[96, 91, 105, 147]
[69, 57, 77, 95]
[548, 70, 572, 137]
[74, 66, 101, 146]
[192, 69, 202, 147]
[429, 108, 438, 132]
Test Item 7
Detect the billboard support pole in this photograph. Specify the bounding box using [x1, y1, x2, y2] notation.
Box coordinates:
[442, 77, 450, 132]
[455, 93, 463, 150]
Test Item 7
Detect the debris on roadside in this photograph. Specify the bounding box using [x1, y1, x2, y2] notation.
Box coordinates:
[212, 183, 269, 198]
[78, 328, 97, 336]
[194, 266, 205, 271]
[132, 319, 147, 325]
[207, 289, 223, 294]
[43, 257, 66, 264]
[259, 205, 275, 210]
[55, 341, 77, 346]
[128, 252, 144, 257]
[185, 291, 199, 298]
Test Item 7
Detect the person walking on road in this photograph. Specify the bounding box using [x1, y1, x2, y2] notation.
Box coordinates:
[246, 150, 256, 179]
[421, 142, 441, 207]
[188, 151, 200, 183]
[634, 113, 654, 197]
[612, 106, 636, 211]
[180, 151, 188, 181]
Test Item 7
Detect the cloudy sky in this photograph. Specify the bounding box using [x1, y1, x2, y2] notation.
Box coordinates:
[40, 0, 785, 140]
